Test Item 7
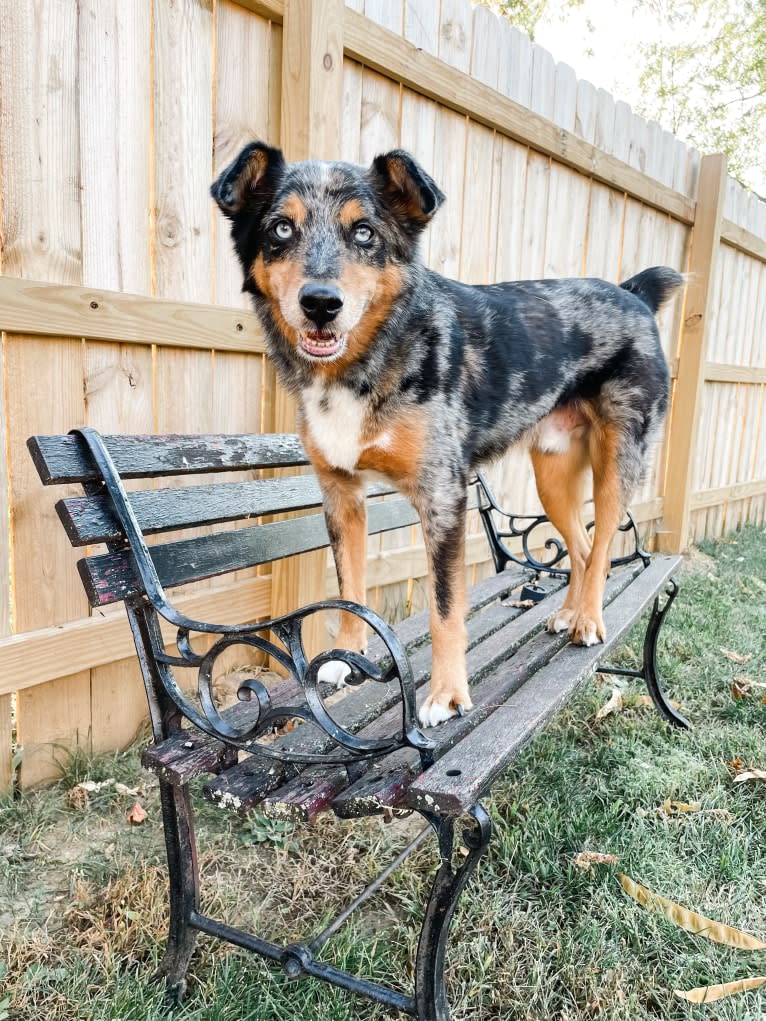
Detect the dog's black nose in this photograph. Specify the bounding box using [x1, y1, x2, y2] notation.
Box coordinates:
[298, 283, 344, 327]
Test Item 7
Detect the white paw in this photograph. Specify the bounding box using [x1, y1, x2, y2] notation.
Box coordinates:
[577, 626, 602, 648]
[548, 610, 573, 634]
[418, 695, 472, 728]
[572, 616, 604, 647]
[317, 660, 352, 689]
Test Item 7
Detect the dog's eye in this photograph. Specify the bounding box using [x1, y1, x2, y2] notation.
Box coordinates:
[352, 223, 374, 245]
[272, 220, 294, 242]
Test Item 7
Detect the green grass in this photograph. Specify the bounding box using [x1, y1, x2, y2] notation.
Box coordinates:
[1, 526, 765, 1020]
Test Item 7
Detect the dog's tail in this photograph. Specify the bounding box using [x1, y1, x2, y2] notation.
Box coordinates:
[619, 266, 684, 314]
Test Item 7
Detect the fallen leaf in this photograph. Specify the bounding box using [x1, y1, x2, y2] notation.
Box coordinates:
[114, 782, 140, 797]
[619, 874, 766, 949]
[720, 648, 753, 665]
[664, 799, 702, 815]
[732, 679, 752, 699]
[67, 786, 90, 810]
[127, 802, 147, 826]
[507, 599, 535, 609]
[729, 757, 744, 771]
[573, 851, 618, 869]
[596, 688, 623, 720]
[631, 693, 683, 711]
[734, 770, 766, 784]
[674, 977, 766, 1003]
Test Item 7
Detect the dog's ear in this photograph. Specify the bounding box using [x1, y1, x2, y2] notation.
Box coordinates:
[211, 141, 286, 218]
[369, 150, 445, 230]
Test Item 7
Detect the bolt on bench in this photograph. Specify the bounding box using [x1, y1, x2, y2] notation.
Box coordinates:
[28, 427, 689, 1020]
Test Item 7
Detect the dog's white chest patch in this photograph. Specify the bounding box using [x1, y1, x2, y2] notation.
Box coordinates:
[302, 382, 370, 472]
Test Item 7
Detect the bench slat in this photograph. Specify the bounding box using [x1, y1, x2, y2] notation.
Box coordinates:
[330, 563, 649, 816]
[79, 498, 421, 606]
[146, 568, 528, 796]
[28, 432, 308, 484]
[57, 476, 395, 546]
[404, 556, 681, 815]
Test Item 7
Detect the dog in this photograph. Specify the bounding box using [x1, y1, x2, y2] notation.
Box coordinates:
[211, 142, 681, 728]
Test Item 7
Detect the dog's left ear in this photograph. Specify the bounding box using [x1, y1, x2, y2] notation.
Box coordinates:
[369, 150, 445, 231]
[211, 141, 287, 218]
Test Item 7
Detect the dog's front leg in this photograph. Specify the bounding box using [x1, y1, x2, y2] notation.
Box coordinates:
[416, 485, 472, 728]
[315, 465, 369, 688]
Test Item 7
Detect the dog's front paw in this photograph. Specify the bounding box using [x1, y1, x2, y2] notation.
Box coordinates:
[317, 660, 352, 689]
[418, 692, 473, 729]
[547, 607, 575, 634]
[571, 613, 605, 647]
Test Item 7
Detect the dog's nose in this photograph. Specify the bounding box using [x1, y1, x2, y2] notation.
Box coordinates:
[298, 283, 344, 327]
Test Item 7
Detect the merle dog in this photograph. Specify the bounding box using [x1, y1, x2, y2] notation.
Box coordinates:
[212, 141, 681, 727]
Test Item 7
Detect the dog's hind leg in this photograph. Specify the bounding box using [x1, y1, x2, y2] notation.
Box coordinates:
[571, 421, 627, 646]
[417, 485, 473, 728]
[530, 438, 592, 636]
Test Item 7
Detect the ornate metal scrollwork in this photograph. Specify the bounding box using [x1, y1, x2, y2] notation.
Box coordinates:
[473, 470, 651, 577]
[72, 427, 434, 770]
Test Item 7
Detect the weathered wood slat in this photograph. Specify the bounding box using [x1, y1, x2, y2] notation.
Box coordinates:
[57, 476, 395, 546]
[27, 432, 309, 485]
[331, 564, 643, 817]
[144, 567, 529, 801]
[203, 755, 297, 812]
[141, 728, 229, 786]
[79, 499, 421, 606]
[263, 766, 350, 822]
[404, 556, 680, 814]
[274, 576, 567, 761]
[363, 565, 529, 661]
[186, 569, 541, 817]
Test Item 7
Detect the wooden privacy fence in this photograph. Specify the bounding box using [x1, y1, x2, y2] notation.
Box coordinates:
[0, 0, 764, 789]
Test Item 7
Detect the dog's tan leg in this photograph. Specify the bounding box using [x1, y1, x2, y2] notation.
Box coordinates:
[417, 490, 472, 728]
[571, 422, 625, 646]
[530, 437, 591, 636]
[314, 465, 369, 686]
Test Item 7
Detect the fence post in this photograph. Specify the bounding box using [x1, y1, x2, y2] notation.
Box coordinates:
[267, 0, 345, 652]
[658, 153, 727, 554]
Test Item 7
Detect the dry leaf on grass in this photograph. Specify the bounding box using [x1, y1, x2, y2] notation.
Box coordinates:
[596, 688, 623, 720]
[572, 851, 619, 869]
[720, 647, 753, 665]
[734, 769, 766, 784]
[674, 977, 766, 1003]
[732, 679, 752, 700]
[127, 802, 148, 826]
[620, 874, 766, 949]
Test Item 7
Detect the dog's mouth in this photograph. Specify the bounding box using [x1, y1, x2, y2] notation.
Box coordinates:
[298, 329, 346, 359]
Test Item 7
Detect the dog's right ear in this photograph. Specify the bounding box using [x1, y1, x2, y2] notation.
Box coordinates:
[211, 142, 286, 218]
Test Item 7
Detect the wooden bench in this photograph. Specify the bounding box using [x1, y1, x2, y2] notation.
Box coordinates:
[28, 427, 689, 1020]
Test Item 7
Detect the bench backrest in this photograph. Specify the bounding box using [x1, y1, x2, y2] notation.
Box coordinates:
[28, 431, 420, 608]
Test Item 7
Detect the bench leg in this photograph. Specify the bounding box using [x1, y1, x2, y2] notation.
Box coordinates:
[598, 577, 690, 730]
[155, 779, 200, 1004]
[414, 804, 492, 1020]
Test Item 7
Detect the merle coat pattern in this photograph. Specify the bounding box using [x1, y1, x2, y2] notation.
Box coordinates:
[212, 141, 681, 727]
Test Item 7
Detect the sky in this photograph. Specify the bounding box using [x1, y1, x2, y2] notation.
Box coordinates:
[531, 0, 765, 193]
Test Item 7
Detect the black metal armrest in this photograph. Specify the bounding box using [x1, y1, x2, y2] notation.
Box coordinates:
[471, 471, 651, 577]
[71, 427, 434, 770]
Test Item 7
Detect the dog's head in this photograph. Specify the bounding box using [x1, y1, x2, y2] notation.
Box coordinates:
[211, 143, 444, 370]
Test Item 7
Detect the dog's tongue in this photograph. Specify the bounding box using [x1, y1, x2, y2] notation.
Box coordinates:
[300, 331, 341, 357]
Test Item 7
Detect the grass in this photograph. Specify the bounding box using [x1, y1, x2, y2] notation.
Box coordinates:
[1, 526, 765, 1020]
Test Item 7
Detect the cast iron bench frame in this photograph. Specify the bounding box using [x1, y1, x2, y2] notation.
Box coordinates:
[28, 427, 689, 1021]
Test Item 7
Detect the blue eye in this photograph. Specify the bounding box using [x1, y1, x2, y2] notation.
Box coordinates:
[352, 223, 374, 245]
[272, 220, 294, 241]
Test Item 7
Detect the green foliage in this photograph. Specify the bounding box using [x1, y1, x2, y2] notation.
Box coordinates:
[632, 0, 765, 187]
[474, 0, 583, 40]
